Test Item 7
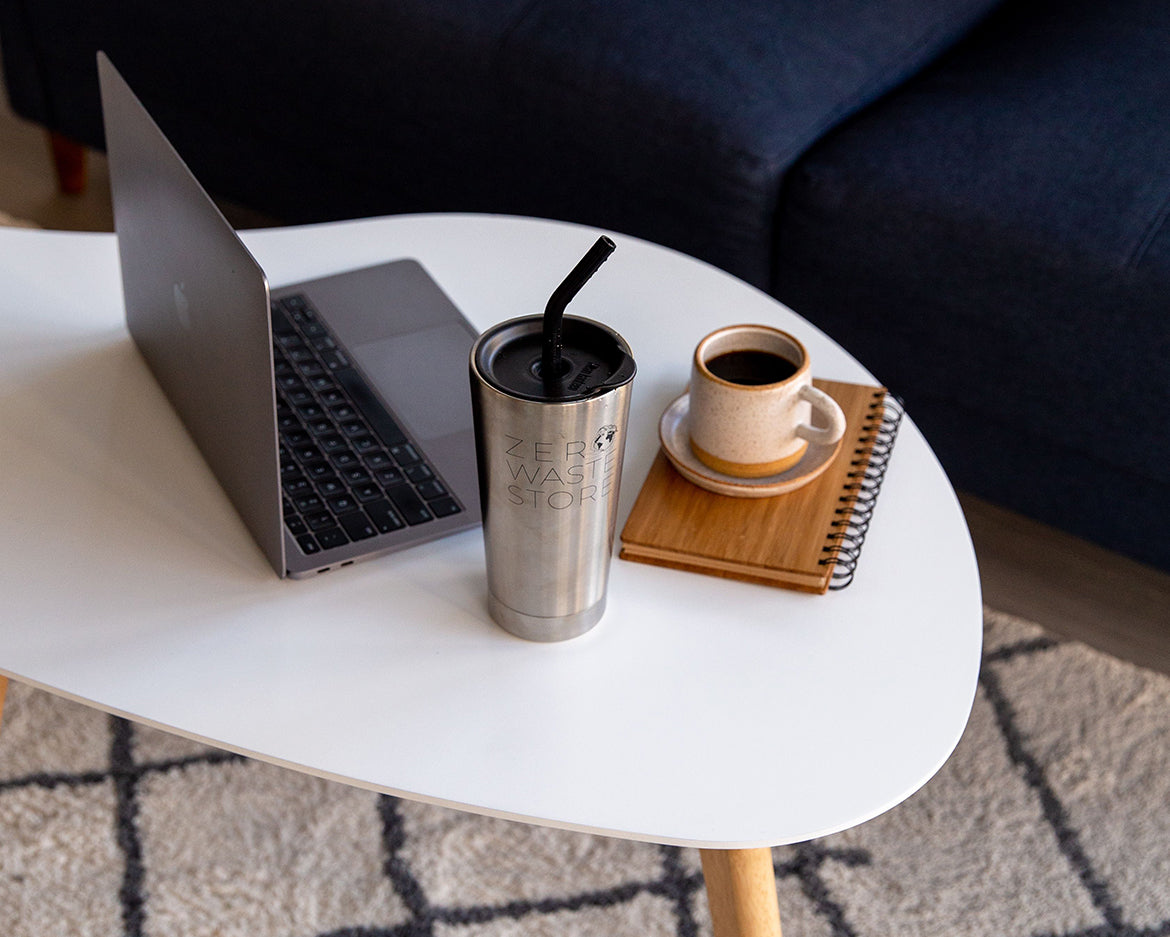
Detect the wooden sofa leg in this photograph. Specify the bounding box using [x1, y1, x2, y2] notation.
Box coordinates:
[0, 676, 8, 732]
[47, 131, 87, 195]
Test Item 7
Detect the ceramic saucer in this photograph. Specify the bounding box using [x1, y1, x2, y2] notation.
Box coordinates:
[658, 392, 844, 498]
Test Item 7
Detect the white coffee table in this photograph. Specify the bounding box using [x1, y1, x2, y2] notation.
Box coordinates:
[0, 214, 982, 936]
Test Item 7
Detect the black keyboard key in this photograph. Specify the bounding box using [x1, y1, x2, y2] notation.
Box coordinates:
[271, 306, 296, 336]
[296, 533, 321, 554]
[388, 486, 433, 526]
[286, 514, 308, 537]
[295, 493, 324, 514]
[354, 482, 383, 502]
[404, 463, 433, 483]
[390, 443, 421, 465]
[364, 450, 393, 470]
[376, 466, 404, 487]
[320, 349, 349, 371]
[365, 499, 405, 533]
[283, 476, 313, 498]
[429, 497, 462, 518]
[316, 527, 349, 550]
[328, 494, 360, 515]
[335, 367, 407, 447]
[415, 479, 447, 501]
[331, 450, 360, 470]
[339, 512, 377, 541]
[306, 511, 336, 532]
[342, 467, 371, 485]
[316, 476, 345, 497]
[319, 434, 348, 454]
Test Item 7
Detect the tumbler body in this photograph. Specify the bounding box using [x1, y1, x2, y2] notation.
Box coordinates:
[469, 316, 635, 641]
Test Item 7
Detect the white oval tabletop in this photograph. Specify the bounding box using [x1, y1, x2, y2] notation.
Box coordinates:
[0, 214, 982, 849]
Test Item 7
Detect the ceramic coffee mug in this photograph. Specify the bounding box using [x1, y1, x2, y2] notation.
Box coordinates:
[688, 324, 846, 478]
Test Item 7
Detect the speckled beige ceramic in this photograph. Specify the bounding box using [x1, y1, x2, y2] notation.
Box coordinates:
[688, 324, 846, 478]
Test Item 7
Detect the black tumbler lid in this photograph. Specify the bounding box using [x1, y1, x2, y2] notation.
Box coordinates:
[474, 316, 636, 403]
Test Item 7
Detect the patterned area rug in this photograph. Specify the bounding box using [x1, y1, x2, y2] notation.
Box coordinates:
[1, 608, 1167, 937]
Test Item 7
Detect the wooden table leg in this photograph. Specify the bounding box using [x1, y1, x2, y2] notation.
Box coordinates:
[0, 675, 8, 731]
[700, 847, 782, 937]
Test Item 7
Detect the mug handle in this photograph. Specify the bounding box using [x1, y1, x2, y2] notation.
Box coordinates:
[795, 384, 847, 446]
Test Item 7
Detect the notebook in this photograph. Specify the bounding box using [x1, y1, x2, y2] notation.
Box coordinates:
[619, 380, 903, 593]
[97, 53, 481, 578]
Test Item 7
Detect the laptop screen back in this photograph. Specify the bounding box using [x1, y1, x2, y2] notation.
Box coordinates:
[98, 53, 285, 574]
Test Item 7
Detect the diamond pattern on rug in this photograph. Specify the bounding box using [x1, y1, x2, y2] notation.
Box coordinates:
[0, 686, 113, 782]
[0, 609, 1167, 937]
[432, 889, 682, 937]
[399, 802, 666, 905]
[0, 779, 123, 934]
[138, 759, 410, 937]
[996, 638, 1170, 930]
[814, 689, 1102, 936]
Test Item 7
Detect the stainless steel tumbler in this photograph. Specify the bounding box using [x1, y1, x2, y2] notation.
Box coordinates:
[470, 315, 636, 641]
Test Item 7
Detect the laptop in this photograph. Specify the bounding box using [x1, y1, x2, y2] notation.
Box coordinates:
[97, 53, 481, 578]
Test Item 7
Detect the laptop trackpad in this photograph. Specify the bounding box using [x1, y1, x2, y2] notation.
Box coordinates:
[349, 323, 475, 441]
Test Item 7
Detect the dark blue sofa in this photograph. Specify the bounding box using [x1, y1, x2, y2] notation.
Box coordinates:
[3, 0, 1167, 569]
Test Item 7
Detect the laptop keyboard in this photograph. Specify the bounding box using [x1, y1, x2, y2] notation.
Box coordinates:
[271, 293, 462, 557]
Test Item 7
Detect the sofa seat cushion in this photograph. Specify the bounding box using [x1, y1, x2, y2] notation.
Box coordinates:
[1, 0, 1002, 288]
[774, 0, 1170, 567]
[488, 0, 1006, 288]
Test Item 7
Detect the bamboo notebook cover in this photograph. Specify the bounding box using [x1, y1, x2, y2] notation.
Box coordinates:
[619, 380, 902, 593]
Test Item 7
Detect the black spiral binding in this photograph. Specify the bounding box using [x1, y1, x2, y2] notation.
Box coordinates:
[820, 391, 905, 590]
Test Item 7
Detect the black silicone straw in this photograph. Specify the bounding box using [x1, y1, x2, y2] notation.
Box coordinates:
[541, 236, 616, 388]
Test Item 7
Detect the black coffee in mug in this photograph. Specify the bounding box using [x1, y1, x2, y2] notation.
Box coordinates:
[706, 349, 798, 386]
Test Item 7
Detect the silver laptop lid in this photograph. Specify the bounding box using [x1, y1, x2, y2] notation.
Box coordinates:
[98, 52, 285, 575]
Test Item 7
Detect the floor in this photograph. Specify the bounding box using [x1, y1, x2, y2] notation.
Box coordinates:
[3, 75, 1168, 677]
